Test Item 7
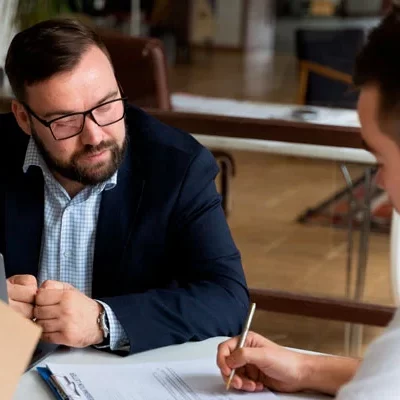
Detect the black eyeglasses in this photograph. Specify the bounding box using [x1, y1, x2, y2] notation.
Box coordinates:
[23, 97, 128, 141]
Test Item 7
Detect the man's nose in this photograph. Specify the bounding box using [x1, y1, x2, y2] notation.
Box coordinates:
[80, 115, 104, 146]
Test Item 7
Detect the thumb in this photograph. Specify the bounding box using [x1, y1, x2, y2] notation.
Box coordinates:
[40, 280, 74, 290]
[227, 347, 267, 370]
[8, 274, 37, 287]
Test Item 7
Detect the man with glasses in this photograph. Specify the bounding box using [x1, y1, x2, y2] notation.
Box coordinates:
[0, 18, 249, 354]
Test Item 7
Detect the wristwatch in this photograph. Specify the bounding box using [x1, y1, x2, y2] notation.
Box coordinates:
[97, 309, 110, 339]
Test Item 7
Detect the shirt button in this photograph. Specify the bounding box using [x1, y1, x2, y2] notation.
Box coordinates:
[63, 250, 72, 258]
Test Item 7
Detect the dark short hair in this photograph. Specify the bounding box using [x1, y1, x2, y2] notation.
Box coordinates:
[5, 18, 111, 101]
[354, 7, 400, 133]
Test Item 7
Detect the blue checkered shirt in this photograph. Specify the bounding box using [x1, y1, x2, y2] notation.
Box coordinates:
[23, 138, 128, 351]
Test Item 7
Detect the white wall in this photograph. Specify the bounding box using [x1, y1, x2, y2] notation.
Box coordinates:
[345, 0, 382, 14]
[190, 0, 216, 44]
[245, 0, 275, 51]
[0, 0, 18, 69]
[214, 0, 244, 48]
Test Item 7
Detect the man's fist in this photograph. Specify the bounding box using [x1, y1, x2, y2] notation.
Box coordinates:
[34, 280, 104, 348]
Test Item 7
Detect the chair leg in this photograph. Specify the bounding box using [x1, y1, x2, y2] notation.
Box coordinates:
[211, 151, 236, 217]
[220, 161, 229, 215]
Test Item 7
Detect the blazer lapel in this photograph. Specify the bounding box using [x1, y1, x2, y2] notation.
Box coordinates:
[92, 142, 145, 297]
[5, 167, 44, 277]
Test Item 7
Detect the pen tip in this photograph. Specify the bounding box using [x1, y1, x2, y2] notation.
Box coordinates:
[226, 377, 232, 391]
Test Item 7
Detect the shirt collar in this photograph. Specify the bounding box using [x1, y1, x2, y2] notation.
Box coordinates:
[23, 137, 118, 192]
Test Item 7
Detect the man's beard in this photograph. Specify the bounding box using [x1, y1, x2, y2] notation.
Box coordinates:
[30, 125, 128, 186]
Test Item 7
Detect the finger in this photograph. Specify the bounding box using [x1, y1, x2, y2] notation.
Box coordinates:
[216, 337, 240, 375]
[240, 377, 258, 392]
[232, 367, 264, 393]
[230, 374, 258, 392]
[227, 347, 267, 370]
[241, 377, 264, 392]
[36, 318, 61, 333]
[252, 381, 265, 392]
[40, 280, 74, 290]
[9, 300, 34, 319]
[246, 331, 271, 347]
[7, 282, 36, 303]
[8, 275, 37, 288]
[244, 373, 265, 391]
[35, 288, 64, 306]
[34, 305, 59, 320]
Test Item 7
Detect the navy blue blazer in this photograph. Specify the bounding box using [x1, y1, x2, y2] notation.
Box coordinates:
[0, 104, 249, 354]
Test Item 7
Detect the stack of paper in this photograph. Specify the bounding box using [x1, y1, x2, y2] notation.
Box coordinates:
[40, 358, 279, 400]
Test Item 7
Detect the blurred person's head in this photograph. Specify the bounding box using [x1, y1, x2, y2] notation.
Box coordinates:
[5, 18, 127, 189]
[354, 6, 400, 212]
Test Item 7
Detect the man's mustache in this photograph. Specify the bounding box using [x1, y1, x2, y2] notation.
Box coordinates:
[77, 141, 115, 157]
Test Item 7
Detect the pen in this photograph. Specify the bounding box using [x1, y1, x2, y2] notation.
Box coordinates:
[226, 302, 256, 390]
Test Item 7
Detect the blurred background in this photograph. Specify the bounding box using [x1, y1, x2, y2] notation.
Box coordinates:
[0, 0, 395, 357]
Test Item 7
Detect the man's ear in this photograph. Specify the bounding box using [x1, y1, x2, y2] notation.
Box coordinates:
[11, 100, 32, 136]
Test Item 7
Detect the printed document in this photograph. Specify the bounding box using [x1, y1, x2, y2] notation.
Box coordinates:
[45, 358, 279, 400]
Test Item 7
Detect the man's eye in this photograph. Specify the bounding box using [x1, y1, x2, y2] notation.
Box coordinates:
[59, 116, 79, 123]
[96, 104, 112, 112]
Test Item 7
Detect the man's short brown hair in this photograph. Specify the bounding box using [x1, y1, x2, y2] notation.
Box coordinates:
[5, 18, 111, 102]
[354, 7, 400, 136]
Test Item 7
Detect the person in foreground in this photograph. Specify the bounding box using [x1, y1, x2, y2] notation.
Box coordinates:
[0, 18, 249, 355]
[218, 7, 400, 400]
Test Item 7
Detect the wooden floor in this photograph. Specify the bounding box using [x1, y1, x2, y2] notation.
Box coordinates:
[169, 50, 391, 356]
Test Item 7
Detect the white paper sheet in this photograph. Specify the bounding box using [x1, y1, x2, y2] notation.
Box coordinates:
[45, 358, 279, 400]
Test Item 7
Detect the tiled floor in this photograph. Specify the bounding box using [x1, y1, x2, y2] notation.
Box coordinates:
[169, 50, 392, 356]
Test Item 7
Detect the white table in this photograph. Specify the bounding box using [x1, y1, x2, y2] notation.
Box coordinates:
[172, 93, 375, 164]
[14, 337, 330, 400]
[169, 94, 377, 205]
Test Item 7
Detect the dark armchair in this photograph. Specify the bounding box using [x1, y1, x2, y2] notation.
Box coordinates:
[295, 28, 365, 108]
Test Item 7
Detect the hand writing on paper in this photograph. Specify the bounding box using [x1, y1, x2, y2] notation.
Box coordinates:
[217, 331, 308, 393]
[7, 275, 37, 319]
[34, 280, 104, 347]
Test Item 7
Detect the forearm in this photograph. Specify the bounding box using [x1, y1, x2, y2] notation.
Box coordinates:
[303, 354, 361, 395]
[100, 279, 249, 355]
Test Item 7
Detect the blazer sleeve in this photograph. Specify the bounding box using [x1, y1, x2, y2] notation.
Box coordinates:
[99, 146, 250, 355]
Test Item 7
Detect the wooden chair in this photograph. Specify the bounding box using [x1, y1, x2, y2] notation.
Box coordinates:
[98, 28, 235, 216]
[297, 60, 353, 105]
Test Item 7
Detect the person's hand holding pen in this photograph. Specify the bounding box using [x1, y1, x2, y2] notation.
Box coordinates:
[217, 330, 310, 393]
[225, 302, 257, 390]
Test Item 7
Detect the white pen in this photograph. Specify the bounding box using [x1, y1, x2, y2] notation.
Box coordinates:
[226, 302, 256, 390]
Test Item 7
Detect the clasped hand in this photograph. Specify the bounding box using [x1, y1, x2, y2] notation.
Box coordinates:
[7, 275, 104, 347]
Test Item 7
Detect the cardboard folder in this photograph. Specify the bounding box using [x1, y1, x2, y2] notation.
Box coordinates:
[0, 300, 41, 400]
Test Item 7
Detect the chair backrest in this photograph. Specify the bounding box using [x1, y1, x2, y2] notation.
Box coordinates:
[295, 28, 365, 109]
[98, 29, 172, 110]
